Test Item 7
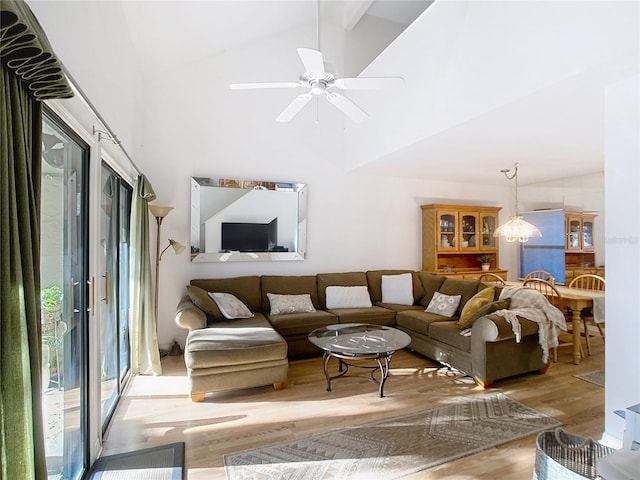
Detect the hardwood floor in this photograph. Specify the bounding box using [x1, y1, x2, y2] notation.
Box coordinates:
[101, 339, 605, 479]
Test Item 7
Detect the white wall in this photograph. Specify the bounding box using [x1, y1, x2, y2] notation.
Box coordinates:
[602, 74, 640, 447]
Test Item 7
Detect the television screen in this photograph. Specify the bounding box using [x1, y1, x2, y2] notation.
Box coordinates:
[221, 218, 277, 252]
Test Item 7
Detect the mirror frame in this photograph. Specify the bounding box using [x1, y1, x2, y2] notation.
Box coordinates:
[190, 177, 307, 262]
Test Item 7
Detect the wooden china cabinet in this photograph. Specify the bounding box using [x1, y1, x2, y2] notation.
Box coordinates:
[564, 211, 601, 283]
[421, 204, 507, 279]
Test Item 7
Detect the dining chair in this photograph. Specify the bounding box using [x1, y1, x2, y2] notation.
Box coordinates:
[568, 274, 606, 354]
[523, 270, 556, 285]
[522, 278, 583, 362]
[478, 273, 506, 285]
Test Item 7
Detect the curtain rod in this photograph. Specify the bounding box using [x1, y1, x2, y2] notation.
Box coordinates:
[62, 66, 142, 175]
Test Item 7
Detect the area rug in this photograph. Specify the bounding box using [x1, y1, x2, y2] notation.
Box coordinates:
[574, 369, 605, 387]
[88, 442, 184, 480]
[224, 393, 561, 480]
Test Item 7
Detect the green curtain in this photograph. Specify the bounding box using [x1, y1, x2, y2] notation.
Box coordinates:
[0, 62, 47, 480]
[1, 1, 73, 478]
[129, 175, 163, 375]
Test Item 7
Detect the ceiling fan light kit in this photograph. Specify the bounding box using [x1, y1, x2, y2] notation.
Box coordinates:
[230, 47, 404, 123]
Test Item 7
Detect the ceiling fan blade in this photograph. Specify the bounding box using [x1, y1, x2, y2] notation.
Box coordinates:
[297, 48, 325, 76]
[326, 92, 368, 123]
[230, 81, 303, 90]
[275, 93, 313, 122]
[333, 77, 405, 90]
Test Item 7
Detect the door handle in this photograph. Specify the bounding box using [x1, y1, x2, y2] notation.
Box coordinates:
[102, 271, 109, 304]
[88, 277, 95, 316]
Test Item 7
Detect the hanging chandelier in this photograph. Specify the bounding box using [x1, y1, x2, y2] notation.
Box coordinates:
[493, 163, 542, 243]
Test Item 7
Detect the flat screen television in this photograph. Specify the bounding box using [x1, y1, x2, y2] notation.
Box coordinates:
[221, 218, 277, 252]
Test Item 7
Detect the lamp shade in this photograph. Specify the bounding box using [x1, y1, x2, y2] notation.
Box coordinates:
[168, 239, 186, 254]
[493, 215, 542, 243]
[149, 205, 173, 218]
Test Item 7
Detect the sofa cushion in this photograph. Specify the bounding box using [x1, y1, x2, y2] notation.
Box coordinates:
[191, 276, 262, 312]
[381, 273, 414, 305]
[325, 286, 372, 309]
[457, 287, 495, 327]
[261, 275, 320, 312]
[317, 272, 368, 308]
[438, 278, 481, 315]
[327, 306, 396, 326]
[374, 302, 424, 313]
[267, 293, 316, 315]
[425, 292, 461, 317]
[210, 292, 254, 320]
[184, 316, 287, 369]
[417, 273, 446, 307]
[266, 310, 338, 337]
[459, 298, 511, 330]
[396, 310, 451, 336]
[429, 321, 471, 351]
[186, 285, 223, 321]
[366, 270, 424, 304]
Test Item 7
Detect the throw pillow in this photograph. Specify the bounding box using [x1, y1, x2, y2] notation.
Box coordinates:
[425, 291, 462, 318]
[186, 285, 222, 319]
[381, 273, 414, 305]
[325, 285, 372, 309]
[209, 292, 254, 320]
[267, 293, 316, 315]
[458, 298, 511, 330]
[457, 287, 496, 327]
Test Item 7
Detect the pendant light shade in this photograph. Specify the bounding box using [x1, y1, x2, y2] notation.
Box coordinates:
[493, 215, 542, 242]
[494, 163, 542, 243]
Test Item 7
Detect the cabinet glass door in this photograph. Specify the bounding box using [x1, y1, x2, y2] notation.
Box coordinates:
[480, 213, 498, 249]
[566, 217, 582, 250]
[460, 213, 478, 250]
[438, 211, 457, 250]
[582, 219, 594, 251]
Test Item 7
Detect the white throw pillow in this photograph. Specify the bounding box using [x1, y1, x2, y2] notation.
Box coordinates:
[267, 293, 316, 315]
[425, 291, 462, 318]
[381, 273, 414, 305]
[325, 286, 372, 309]
[208, 292, 254, 319]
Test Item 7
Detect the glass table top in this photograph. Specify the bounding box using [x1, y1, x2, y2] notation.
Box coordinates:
[308, 323, 411, 355]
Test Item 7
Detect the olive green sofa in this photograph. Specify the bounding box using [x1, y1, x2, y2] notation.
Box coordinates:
[175, 270, 549, 400]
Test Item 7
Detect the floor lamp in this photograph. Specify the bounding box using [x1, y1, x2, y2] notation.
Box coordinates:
[149, 205, 185, 323]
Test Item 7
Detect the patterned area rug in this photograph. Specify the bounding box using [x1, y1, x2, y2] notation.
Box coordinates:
[574, 369, 605, 387]
[224, 393, 561, 480]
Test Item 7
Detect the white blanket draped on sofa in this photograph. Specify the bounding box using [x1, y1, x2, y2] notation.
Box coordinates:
[493, 287, 567, 363]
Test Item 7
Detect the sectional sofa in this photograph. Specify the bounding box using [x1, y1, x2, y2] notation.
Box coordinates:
[175, 270, 550, 401]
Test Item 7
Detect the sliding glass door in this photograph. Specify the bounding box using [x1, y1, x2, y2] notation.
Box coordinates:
[41, 110, 88, 480]
[99, 163, 132, 431]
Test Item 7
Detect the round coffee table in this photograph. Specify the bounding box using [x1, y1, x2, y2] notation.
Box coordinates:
[308, 323, 411, 397]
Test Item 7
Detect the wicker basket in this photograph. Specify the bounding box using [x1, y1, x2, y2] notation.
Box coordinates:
[533, 428, 616, 480]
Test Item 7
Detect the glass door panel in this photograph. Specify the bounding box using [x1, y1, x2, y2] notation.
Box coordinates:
[582, 219, 594, 250]
[567, 216, 582, 250]
[460, 213, 478, 250]
[99, 163, 132, 431]
[41, 110, 88, 480]
[438, 211, 457, 250]
[480, 213, 497, 249]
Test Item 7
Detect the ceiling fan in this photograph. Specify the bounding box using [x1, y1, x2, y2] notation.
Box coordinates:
[230, 48, 404, 123]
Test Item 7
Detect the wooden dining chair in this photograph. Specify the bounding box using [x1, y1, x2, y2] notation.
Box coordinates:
[478, 273, 506, 285]
[523, 270, 556, 285]
[568, 274, 606, 354]
[522, 278, 583, 362]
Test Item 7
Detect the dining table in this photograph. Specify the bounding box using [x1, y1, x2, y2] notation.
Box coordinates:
[504, 281, 605, 365]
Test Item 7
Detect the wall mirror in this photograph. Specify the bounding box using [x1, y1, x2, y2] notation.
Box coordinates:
[190, 177, 307, 262]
